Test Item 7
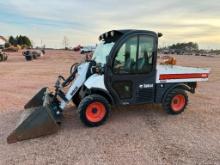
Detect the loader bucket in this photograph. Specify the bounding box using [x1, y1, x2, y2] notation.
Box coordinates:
[7, 87, 60, 144]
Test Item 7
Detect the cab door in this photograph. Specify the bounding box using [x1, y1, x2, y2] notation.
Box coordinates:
[105, 34, 157, 105]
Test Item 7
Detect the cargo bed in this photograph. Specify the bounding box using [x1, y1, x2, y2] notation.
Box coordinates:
[156, 65, 210, 83]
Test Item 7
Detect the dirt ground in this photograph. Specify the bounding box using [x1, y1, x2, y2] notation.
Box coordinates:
[0, 50, 219, 165]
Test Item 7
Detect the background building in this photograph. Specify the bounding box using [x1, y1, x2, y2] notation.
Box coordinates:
[0, 36, 7, 49]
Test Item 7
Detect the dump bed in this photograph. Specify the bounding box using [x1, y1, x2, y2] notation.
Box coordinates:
[156, 65, 210, 83]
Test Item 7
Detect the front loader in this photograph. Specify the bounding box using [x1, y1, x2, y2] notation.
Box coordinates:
[7, 29, 210, 143]
[7, 63, 80, 143]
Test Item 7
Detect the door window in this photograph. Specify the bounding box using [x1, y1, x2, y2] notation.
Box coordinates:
[112, 81, 132, 99]
[113, 37, 138, 74]
[113, 35, 154, 74]
[137, 36, 154, 73]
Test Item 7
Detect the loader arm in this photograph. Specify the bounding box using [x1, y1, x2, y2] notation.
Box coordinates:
[7, 62, 91, 143]
[58, 62, 90, 110]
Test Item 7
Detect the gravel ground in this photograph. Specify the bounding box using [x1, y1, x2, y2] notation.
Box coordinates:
[0, 50, 219, 165]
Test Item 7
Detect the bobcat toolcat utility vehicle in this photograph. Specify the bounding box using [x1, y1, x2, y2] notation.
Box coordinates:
[7, 29, 210, 143]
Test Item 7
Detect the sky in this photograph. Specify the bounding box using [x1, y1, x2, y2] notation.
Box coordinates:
[0, 0, 220, 49]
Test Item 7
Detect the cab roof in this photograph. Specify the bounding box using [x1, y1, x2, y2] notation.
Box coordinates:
[99, 29, 161, 42]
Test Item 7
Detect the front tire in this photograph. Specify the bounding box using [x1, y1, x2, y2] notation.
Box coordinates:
[163, 89, 188, 115]
[78, 94, 110, 127]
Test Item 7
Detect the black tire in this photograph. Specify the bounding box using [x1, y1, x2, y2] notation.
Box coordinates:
[162, 88, 188, 115]
[78, 94, 110, 127]
[25, 56, 32, 61]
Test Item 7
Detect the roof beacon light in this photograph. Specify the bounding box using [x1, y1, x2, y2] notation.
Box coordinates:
[110, 31, 114, 37]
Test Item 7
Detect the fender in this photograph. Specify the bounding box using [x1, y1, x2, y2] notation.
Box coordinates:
[162, 83, 195, 103]
[88, 88, 115, 105]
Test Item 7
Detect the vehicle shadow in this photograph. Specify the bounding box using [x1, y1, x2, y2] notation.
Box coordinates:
[2, 104, 168, 144]
[62, 103, 167, 131]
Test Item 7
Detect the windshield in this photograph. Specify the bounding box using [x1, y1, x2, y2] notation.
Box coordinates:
[92, 42, 115, 65]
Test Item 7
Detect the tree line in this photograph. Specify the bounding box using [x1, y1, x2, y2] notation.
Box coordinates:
[168, 42, 199, 51]
[6, 35, 32, 48]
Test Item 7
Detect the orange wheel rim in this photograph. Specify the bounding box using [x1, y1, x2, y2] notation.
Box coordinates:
[171, 94, 186, 112]
[86, 102, 106, 122]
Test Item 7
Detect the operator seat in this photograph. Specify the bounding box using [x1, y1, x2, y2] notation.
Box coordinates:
[124, 57, 133, 72]
[137, 51, 149, 72]
[137, 58, 145, 71]
[143, 51, 152, 72]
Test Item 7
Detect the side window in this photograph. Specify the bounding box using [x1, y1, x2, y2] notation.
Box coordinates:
[113, 37, 138, 74]
[137, 36, 154, 73]
[112, 81, 132, 99]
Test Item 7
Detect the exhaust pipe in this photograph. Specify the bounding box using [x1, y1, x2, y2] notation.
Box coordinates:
[7, 88, 61, 144]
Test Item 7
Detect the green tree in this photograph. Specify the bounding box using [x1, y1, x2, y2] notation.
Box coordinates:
[8, 35, 32, 48]
[4, 43, 10, 48]
[16, 35, 23, 45]
[9, 36, 16, 46]
[15, 35, 32, 47]
[22, 36, 32, 47]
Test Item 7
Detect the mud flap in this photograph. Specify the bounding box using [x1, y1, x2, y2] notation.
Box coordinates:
[7, 88, 60, 144]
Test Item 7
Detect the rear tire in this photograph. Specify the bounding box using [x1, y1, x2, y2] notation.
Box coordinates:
[162, 89, 188, 115]
[78, 94, 110, 127]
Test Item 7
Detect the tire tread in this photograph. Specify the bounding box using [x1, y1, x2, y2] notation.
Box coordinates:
[163, 88, 188, 115]
[78, 94, 110, 127]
